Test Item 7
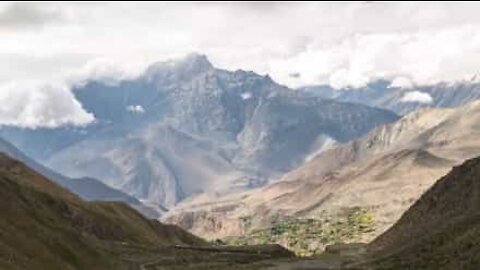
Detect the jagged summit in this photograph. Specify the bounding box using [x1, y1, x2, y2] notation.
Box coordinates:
[170, 52, 213, 73]
[145, 53, 214, 80]
[181, 52, 212, 68]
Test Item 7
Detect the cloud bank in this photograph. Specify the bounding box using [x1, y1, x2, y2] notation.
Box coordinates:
[401, 91, 434, 104]
[2, 2, 480, 127]
[0, 82, 94, 128]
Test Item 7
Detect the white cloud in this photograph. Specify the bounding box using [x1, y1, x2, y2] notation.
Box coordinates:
[240, 92, 252, 100]
[0, 82, 94, 128]
[2, 2, 480, 127]
[401, 91, 434, 104]
[389, 77, 414, 89]
[269, 25, 480, 88]
[0, 55, 143, 129]
[126, 105, 145, 114]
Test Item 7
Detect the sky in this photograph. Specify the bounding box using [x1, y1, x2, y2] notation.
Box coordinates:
[2, 2, 480, 128]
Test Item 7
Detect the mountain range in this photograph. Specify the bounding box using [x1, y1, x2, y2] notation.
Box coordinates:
[0, 153, 299, 270]
[0, 153, 203, 270]
[3, 141, 480, 269]
[300, 79, 480, 115]
[0, 137, 160, 218]
[3, 128, 479, 269]
[164, 99, 480, 251]
[0, 54, 398, 212]
[2, 52, 480, 269]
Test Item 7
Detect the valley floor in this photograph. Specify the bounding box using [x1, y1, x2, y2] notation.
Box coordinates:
[97, 242, 297, 270]
[109, 241, 367, 270]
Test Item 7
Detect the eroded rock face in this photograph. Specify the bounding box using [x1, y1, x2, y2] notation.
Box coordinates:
[1, 54, 398, 211]
[164, 101, 480, 249]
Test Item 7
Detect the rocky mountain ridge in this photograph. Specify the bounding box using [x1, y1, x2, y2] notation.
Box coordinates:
[0, 54, 398, 211]
[164, 100, 480, 253]
[0, 137, 160, 217]
[299, 79, 480, 115]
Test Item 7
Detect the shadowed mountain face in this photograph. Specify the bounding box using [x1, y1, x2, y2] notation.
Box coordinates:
[0, 153, 298, 270]
[0, 154, 204, 270]
[0, 137, 160, 218]
[367, 156, 480, 270]
[0, 54, 398, 211]
[300, 80, 480, 115]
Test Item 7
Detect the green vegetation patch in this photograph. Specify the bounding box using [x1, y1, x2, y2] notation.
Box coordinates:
[223, 207, 375, 256]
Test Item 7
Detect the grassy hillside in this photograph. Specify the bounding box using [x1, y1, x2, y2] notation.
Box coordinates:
[0, 153, 204, 270]
[0, 153, 296, 270]
[365, 156, 480, 270]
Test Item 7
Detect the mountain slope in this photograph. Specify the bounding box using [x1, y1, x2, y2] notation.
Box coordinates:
[0, 153, 204, 270]
[0, 54, 398, 210]
[0, 137, 160, 218]
[164, 100, 480, 251]
[366, 156, 480, 270]
[300, 80, 480, 115]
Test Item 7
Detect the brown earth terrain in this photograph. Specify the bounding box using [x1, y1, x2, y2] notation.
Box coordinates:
[165, 101, 480, 255]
